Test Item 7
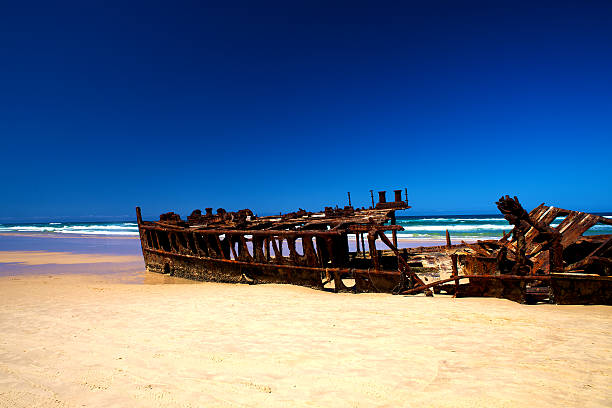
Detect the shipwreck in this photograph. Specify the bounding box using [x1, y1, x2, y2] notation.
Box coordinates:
[136, 191, 611, 305]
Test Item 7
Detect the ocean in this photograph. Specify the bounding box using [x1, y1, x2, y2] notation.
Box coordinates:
[1, 214, 610, 240]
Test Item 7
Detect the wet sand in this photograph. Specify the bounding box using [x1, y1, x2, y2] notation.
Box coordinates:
[0, 239, 610, 407]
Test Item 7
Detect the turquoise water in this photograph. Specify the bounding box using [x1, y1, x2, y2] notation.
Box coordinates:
[1, 214, 610, 240]
[395, 214, 612, 239]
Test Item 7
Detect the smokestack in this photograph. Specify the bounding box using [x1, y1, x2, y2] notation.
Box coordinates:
[378, 191, 387, 203]
[394, 190, 402, 202]
[205, 208, 213, 216]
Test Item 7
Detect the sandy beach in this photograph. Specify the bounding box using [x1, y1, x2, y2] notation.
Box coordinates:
[0, 241, 611, 408]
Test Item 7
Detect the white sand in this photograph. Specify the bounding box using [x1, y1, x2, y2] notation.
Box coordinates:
[0, 251, 142, 265]
[0, 272, 610, 408]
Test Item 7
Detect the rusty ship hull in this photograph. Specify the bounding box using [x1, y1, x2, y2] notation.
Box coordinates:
[137, 190, 422, 294]
[136, 191, 612, 304]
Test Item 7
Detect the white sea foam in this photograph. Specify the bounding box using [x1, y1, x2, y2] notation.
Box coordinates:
[62, 225, 135, 230]
[383, 232, 499, 240]
[411, 218, 504, 222]
[400, 224, 509, 231]
[55, 230, 139, 236]
[0, 223, 139, 236]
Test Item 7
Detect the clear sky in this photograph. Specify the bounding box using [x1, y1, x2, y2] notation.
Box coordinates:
[1, 1, 611, 221]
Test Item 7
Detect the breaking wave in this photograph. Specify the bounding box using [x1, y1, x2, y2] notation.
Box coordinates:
[0, 222, 139, 236]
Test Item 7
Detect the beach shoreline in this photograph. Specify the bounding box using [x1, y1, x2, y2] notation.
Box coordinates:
[0, 272, 610, 407]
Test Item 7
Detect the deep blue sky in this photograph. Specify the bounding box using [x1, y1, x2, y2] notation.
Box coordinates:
[1, 1, 611, 221]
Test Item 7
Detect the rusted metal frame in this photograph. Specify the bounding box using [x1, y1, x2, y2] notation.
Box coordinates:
[181, 231, 193, 255]
[203, 234, 217, 258]
[522, 204, 555, 246]
[175, 232, 187, 254]
[355, 233, 360, 254]
[559, 213, 600, 248]
[197, 228, 345, 237]
[286, 236, 300, 264]
[137, 225, 146, 245]
[189, 231, 201, 256]
[239, 235, 253, 262]
[324, 236, 337, 266]
[137, 227, 148, 253]
[146, 230, 154, 249]
[146, 222, 187, 232]
[390, 210, 398, 248]
[201, 233, 214, 258]
[270, 236, 284, 264]
[528, 206, 563, 248]
[451, 253, 459, 294]
[302, 236, 320, 266]
[375, 229, 426, 287]
[168, 232, 178, 253]
[263, 236, 270, 261]
[194, 232, 209, 257]
[177, 231, 188, 253]
[529, 203, 548, 218]
[226, 233, 238, 260]
[405, 243, 470, 254]
[162, 231, 172, 251]
[499, 229, 512, 243]
[188, 232, 199, 256]
[214, 234, 226, 259]
[585, 236, 612, 259]
[506, 204, 562, 251]
[529, 253, 547, 275]
[555, 211, 580, 235]
[461, 241, 494, 257]
[172, 231, 186, 253]
[401, 274, 552, 295]
[252, 235, 266, 263]
[139, 224, 346, 237]
[143, 247, 402, 276]
[360, 233, 366, 259]
[176, 232, 186, 253]
[315, 236, 328, 265]
[152, 230, 160, 250]
[179, 231, 194, 255]
[367, 231, 379, 270]
[566, 236, 612, 272]
[277, 220, 327, 230]
[566, 256, 612, 273]
[520, 209, 596, 273]
[158, 230, 170, 251]
[140, 229, 149, 249]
